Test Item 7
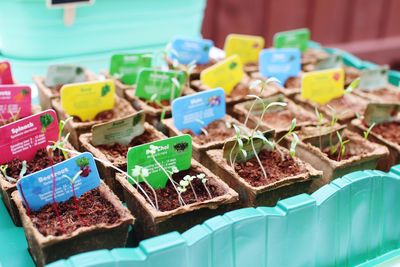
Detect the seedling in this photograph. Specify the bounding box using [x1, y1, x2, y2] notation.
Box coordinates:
[274, 118, 299, 159]
[0, 108, 20, 126]
[0, 160, 27, 183]
[344, 77, 361, 94]
[62, 170, 84, 223]
[195, 119, 209, 136]
[132, 165, 159, 210]
[363, 122, 376, 140]
[314, 107, 325, 149]
[48, 117, 72, 159]
[330, 131, 350, 161]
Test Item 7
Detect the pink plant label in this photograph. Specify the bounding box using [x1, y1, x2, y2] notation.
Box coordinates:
[0, 85, 32, 121]
[0, 61, 14, 84]
[0, 110, 59, 164]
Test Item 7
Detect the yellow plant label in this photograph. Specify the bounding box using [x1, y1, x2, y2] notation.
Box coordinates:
[301, 68, 344, 104]
[200, 55, 243, 95]
[224, 34, 264, 65]
[60, 80, 115, 121]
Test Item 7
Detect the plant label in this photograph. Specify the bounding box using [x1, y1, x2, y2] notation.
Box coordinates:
[109, 53, 153, 85]
[0, 110, 59, 164]
[127, 135, 192, 189]
[301, 68, 344, 104]
[170, 37, 213, 65]
[273, 28, 310, 52]
[222, 130, 275, 163]
[364, 103, 400, 126]
[359, 66, 388, 91]
[259, 48, 301, 84]
[314, 54, 343, 70]
[61, 80, 115, 121]
[0, 85, 32, 121]
[172, 89, 226, 135]
[200, 55, 244, 95]
[17, 152, 101, 211]
[0, 61, 14, 85]
[47, 0, 94, 8]
[224, 34, 265, 65]
[45, 64, 86, 87]
[135, 68, 186, 101]
[91, 111, 145, 146]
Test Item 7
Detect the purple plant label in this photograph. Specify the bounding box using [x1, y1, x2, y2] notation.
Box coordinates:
[172, 88, 226, 135]
[17, 152, 101, 211]
[170, 37, 214, 65]
[0, 85, 32, 120]
[259, 48, 301, 84]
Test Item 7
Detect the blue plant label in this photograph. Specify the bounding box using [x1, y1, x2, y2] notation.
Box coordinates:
[17, 152, 101, 211]
[170, 37, 214, 65]
[172, 88, 226, 135]
[259, 48, 301, 84]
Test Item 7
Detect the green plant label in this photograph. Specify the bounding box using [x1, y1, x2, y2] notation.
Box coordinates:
[359, 66, 388, 91]
[314, 54, 343, 70]
[45, 64, 86, 87]
[135, 68, 186, 101]
[109, 53, 152, 85]
[91, 111, 145, 146]
[222, 130, 274, 163]
[273, 28, 310, 52]
[364, 103, 400, 126]
[127, 135, 192, 189]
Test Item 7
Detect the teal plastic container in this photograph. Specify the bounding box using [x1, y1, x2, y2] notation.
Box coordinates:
[0, 0, 206, 59]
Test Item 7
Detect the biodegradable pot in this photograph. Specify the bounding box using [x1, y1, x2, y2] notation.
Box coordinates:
[294, 93, 369, 125]
[116, 159, 238, 240]
[351, 119, 400, 171]
[103, 72, 134, 98]
[301, 48, 329, 70]
[206, 145, 322, 207]
[123, 87, 196, 127]
[12, 181, 134, 267]
[295, 129, 389, 191]
[190, 75, 280, 115]
[79, 123, 166, 200]
[0, 142, 75, 226]
[353, 84, 400, 104]
[51, 95, 136, 149]
[33, 70, 96, 111]
[165, 57, 219, 81]
[162, 115, 245, 164]
[234, 95, 321, 139]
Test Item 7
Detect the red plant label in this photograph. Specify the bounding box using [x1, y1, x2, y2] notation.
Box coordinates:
[0, 61, 14, 85]
[0, 109, 59, 164]
[0, 85, 32, 121]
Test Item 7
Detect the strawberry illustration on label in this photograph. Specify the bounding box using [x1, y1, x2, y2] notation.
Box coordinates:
[332, 72, 340, 81]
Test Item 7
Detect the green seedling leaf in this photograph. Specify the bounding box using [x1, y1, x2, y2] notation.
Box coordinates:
[289, 133, 299, 157]
[345, 77, 360, 94]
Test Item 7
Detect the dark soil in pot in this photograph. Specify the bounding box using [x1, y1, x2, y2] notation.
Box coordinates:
[234, 150, 307, 187]
[372, 121, 400, 144]
[365, 88, 400, 103]
[72, 110, 115, 123]
[138, 166, 224, 212]
[182, 119, 235, 145]
[262, 109, 316, 130]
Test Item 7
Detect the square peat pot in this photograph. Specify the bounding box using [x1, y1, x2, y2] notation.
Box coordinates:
[190, 75, 280, 115]
[51, 96, 137, 149]
[234, 95, 321, 139]
[205, 146, 322, 207]
[295, 129, 389, 191]
[351, 119, 400, 170]
[123, 87, 196, 127]
[33, 70, 96, 110]
[162, 115, 245, 164]
[294, 93, 369, 125]
[0, 141, 75, 226]
[103, 73, 134, 98]
[12, 181, 134, 267]
[79, 123, 166, 200]
[116, 159, 238, 240]
[353, 84, 400, 104]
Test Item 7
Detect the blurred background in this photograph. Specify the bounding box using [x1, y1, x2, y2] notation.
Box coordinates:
[201, 0, 400, 70]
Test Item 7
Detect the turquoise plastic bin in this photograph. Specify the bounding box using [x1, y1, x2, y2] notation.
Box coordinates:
[0, 0, 206, 59]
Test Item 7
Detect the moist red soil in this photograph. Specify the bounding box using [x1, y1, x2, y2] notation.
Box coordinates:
[95, 131, 159, 164]
[262, 109, 315, 129]
[368, 88, 400, 102]
[234, 149, 306, 187]
[323, 94, 365, 114]
[182, 119, 235, 145]
[143, 99, 170, 110]
[285, 77, 301, 88]
[73, 110, 115, 123]
[322, 147, 355, 162]
[372, 121, 400, 144]
[29, 189, 121, 237]
[138, 167, 223, 212]
[2, 148, 65, 182]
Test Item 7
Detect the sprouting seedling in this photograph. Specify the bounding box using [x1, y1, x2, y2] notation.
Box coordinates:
[196, 173, 212, 199]
[327, 105, 338, 127]
[49, 117, 73, 159]
[363, 123, 376, 140]
[62, 170, 84, 224]
[289, 133, 299, 158]
[146, 145, 186, 206]
[149, 93, 168, 121]
[315, 107, 324, 149]
[244, 78, 281, 126]
[132, 165, 159, 210]
[180, 174, 198, 201]
[195, 119, 209, 136]
[332, 131, 350, 161]
[0, 165, 16, 183]
[0, 108, 21, 125]
[276, 118, 297, 145]
[228, 124, 248, 167]
[344, 77, 361, 94]
[19, 161, 28, 179]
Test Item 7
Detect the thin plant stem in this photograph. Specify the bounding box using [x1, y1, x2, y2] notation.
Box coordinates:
[189, 180, 198, 201]
[250, 138, 267, 179]
[140, 174, 159, 211]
